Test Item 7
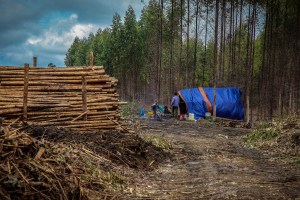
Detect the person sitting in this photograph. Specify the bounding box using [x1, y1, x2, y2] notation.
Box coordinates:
[164, 105, 171, 114]
[152, 101, 165, 121]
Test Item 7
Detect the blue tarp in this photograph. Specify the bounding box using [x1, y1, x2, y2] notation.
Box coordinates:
[179, 87, 244, 120]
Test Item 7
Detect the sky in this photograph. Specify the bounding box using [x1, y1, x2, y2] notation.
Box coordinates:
[0, 0, 147, 67]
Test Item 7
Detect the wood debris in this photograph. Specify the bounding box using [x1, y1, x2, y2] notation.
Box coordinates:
[0, 124, 170, 199]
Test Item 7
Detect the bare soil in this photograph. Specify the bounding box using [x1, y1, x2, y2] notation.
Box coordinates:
[7, 119, 299, 199]
[128, 119, 300, 199]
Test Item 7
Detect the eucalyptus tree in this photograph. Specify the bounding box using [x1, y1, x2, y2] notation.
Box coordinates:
[139, 0, 162, 103]
[64, 36, 80, 66]
[123, 5, 140, 101]
[109, 13, 124, 93]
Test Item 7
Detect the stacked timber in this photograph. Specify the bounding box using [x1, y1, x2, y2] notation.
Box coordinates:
[0, 65, 124, 132]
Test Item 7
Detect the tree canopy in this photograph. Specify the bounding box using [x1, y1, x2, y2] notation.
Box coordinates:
[65, 0, 300, 120]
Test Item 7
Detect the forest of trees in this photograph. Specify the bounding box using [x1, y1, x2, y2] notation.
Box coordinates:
[65, 0, 300, 122]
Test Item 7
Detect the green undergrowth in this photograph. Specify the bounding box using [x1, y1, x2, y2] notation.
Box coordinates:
[120, 102, 140, 119]
[243, 117, 300, 163]
[293, 158, 300, 164]
[143, 135, 173, 150]
[243, 125, 279, 143]
[243, 117, 295, 143]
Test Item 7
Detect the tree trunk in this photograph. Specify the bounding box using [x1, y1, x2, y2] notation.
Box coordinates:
[245, 1, 251, 124]
[193, 0, 200, 87]
[222, 0, 226, 86]
[238, 0, 243, 87]
[218, 0, 225, 87]
[227, 0, 233, 84]
[179, 0, 183, 89]
[169, 0, 174, 97]
[260, 0, 269, 120]
[268, 1, 274, 120]
[203, 1, 209, 86]
[250, 0, 256, 122]
[232, 0, 237, 85]
[185, 0, 190, 88]
[213, 0, 219, 120]
[158, 0, 163, 101]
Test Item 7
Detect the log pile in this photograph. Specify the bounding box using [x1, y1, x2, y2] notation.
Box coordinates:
[0, 65, 124, 132]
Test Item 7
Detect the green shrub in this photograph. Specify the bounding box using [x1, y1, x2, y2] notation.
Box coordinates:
[293, 159, 300, 164]
[119, 102, 139, 118]
[244, 126, 279, 143]
[143, 135, 172, 150]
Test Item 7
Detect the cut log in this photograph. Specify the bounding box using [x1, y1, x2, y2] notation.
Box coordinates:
[0, 65, 124, 133]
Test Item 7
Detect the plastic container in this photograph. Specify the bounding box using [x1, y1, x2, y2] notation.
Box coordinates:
[205, 112, 211, 120]
[188, 113, 194, 120]
[148, 111, 154, 117]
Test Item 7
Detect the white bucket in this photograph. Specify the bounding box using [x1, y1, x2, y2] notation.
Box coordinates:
[188, 113, 194, 120]
[205, 112, 211, 119]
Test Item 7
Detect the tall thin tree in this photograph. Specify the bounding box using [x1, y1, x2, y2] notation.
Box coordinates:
[185, 0, 190, 88]
[203, 0, 209, 86]
[193, 0, 200, 87]
[213, 0, 219, 120]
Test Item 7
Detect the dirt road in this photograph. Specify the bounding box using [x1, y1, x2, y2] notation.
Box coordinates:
[129, 119, 300, 199]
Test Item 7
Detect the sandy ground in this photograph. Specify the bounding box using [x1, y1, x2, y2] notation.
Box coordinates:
[128, 119, 300, 199]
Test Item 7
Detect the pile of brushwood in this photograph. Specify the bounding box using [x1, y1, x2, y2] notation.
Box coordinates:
[0, 124, 169, 199]
[244, 117, 300, 162]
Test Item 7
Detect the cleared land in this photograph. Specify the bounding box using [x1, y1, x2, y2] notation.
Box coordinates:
[129, 119, 300, 199]
[1, 118, 299, 199]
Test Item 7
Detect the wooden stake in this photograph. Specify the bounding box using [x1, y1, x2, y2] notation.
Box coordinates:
[82, 75, 87, 120]
[23, 64, 29, 121]
[89, 51, 94, 66]
[33, 56, 37, 67]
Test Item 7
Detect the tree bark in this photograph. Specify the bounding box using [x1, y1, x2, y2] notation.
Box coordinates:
[169, 0, 174, 97]
[213, 0, 219, 120]
[245, 1, 251, 124]
[218, 0, 225, 86]
[193, 0, 200, 87]
[179, 0, 183, 89]
[203, 1, 209, 86]
[185, 0, 190, 88]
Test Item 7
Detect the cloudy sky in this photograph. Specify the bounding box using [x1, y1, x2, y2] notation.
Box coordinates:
[0, 0, 147, 67]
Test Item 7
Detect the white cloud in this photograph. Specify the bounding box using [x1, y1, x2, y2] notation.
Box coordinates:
[27, 13, 98, 48]
[70, 24, 96, 39]
[25, 14, 98, 65]
[0, 0, 146, 66]
[26, 37, 42, 45]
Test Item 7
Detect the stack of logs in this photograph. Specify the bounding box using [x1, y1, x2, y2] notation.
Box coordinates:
[0, 65, 125, 132]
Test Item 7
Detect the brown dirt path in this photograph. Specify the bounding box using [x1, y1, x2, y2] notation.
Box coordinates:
[129, 119, 300, 199]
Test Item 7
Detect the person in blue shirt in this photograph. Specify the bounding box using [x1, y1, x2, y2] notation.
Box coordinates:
[171, 92, 180, 118]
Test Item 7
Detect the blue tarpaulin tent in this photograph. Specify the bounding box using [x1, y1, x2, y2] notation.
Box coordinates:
[178, 87, 244, 120]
